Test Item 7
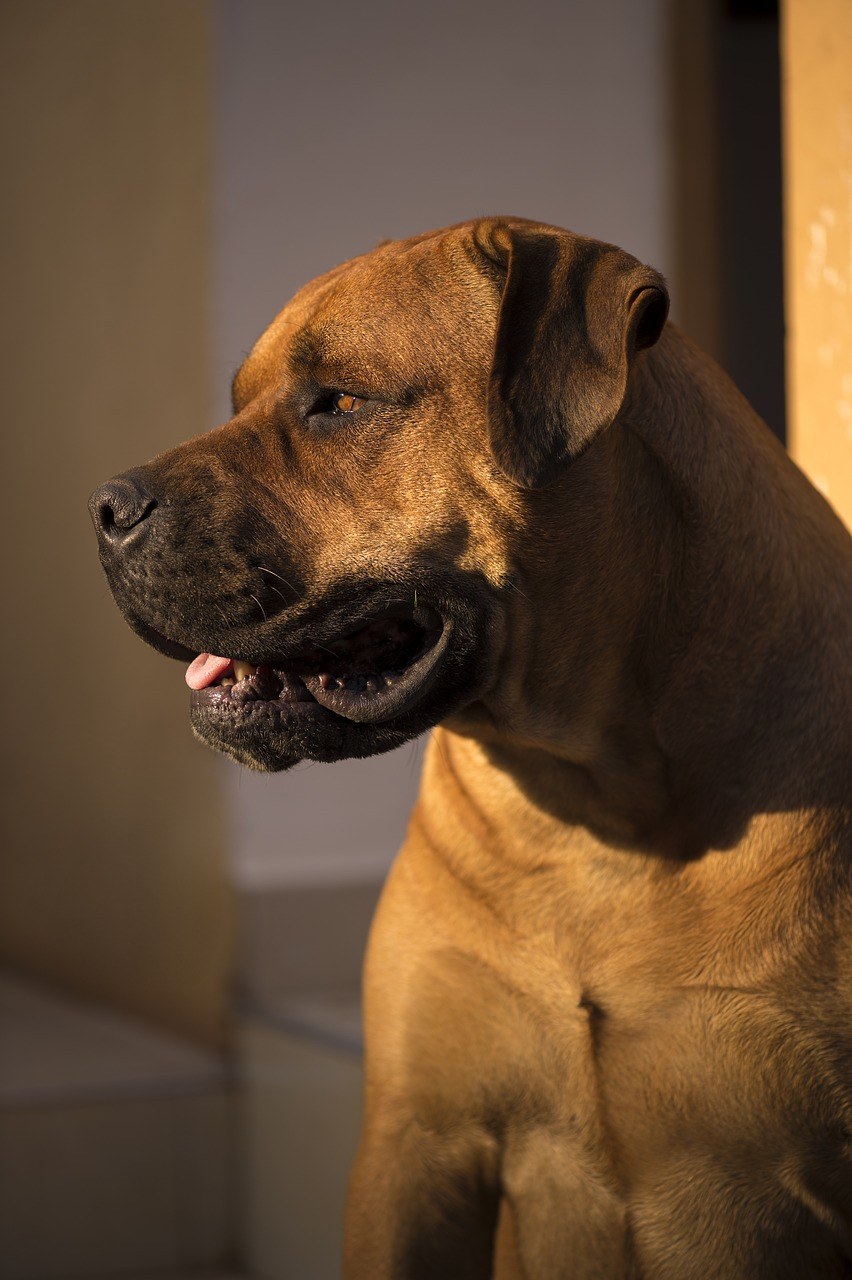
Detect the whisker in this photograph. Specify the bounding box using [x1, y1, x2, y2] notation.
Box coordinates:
[213, 604, 230, 627]
[249, 593, 268, 622]
[308, 638, 339, 657]
[258, 565, 299, 594]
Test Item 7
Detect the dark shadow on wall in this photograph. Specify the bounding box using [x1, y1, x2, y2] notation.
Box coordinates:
[670, 0, 786, 442]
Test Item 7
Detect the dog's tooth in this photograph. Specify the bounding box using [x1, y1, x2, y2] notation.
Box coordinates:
[219, 677, 235, 688]
[233, 660, 257, 683]
[319, 672, 333, 690]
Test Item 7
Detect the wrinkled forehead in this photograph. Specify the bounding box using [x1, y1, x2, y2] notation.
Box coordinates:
[233, 230, 497, 406]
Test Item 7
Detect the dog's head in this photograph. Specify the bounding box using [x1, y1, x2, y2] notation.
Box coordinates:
[89, 217, 667, 770]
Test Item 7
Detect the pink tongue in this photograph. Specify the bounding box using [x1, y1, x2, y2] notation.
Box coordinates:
[186, 654, 233, 690]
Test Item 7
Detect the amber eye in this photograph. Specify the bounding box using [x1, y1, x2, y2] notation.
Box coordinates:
[331, 392, 365, 415]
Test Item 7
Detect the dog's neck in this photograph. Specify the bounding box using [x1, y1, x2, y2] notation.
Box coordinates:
[444, 325, 851, 863]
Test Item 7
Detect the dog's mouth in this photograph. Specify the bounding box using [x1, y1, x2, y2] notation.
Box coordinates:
[186, 604, 448, 726]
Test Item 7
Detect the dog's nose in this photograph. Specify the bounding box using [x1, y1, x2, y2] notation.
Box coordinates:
[89, 475, 157, 547]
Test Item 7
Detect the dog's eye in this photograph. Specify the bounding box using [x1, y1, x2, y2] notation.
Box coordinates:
[330, 392, 365, 415]
[304, 389, 369, 426]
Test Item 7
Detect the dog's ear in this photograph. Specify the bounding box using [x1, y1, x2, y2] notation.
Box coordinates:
[473, 219, 669, 488]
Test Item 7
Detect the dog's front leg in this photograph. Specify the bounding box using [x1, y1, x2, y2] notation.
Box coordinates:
[344, 1113, 501, 1279]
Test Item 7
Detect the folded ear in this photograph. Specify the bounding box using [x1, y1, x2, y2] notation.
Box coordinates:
[474, 219, 669, 488]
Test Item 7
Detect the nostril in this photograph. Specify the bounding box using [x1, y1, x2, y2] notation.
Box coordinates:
[112, 493, 156, 531]
[89, 477, 157, 544]
[98, 501, 117, 534]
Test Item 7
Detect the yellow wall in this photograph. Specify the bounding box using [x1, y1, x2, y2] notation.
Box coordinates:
[0, 2, 233, 1044]
[783, 0, 852, 528]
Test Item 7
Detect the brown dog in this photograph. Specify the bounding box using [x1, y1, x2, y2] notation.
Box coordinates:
[90, 218, 852, 1278]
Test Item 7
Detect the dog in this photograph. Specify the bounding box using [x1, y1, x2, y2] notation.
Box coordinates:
[90, 217, 852, 1278]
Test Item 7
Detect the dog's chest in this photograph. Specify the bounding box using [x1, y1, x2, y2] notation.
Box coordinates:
[406, 938, 852, 1276]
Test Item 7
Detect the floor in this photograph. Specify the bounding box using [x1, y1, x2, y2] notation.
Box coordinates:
[0, 969, 364, 1280]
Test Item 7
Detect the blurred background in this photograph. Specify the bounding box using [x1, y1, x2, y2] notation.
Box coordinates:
[0, 1, 849, 1277]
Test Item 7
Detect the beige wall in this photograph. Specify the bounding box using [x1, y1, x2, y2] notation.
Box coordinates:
[783, 0, 852, 528]
[0, 2, 233, 1044]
